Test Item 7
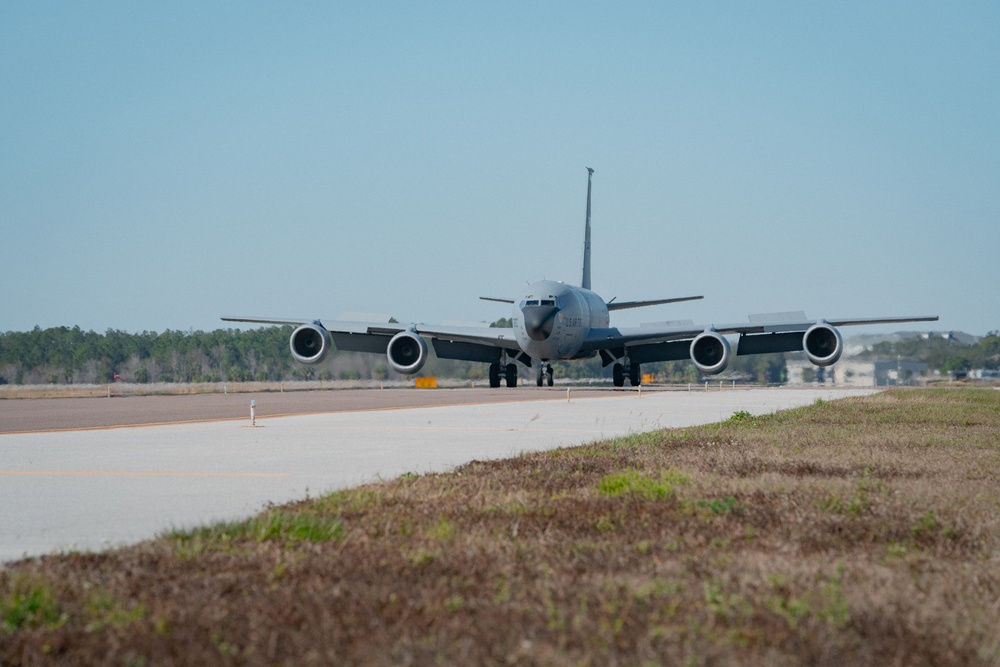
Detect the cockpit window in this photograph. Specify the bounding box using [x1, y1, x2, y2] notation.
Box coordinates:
[521, 298, 557, 308]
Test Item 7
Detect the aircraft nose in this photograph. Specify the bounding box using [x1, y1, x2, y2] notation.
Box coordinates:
[522, 304, 560, 341]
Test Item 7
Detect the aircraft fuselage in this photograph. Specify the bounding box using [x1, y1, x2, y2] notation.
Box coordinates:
[512, 280, 609, 361]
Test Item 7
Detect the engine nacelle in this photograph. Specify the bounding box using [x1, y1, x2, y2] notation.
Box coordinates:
[387, 331, 428, 375]
[803, 322, 843, 366]
[290, 323, 332, 365]
[690, 331, 731, 375]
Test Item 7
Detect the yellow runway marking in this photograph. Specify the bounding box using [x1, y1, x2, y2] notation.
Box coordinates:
[0, 471, 290, 478]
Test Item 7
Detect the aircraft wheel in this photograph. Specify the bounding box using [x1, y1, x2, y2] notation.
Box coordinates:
[613, 363, 624, 387]
[629, 363, 641, 387]
[505, 363, 518, 388]
[489, 363, 501, 388]
[541, 363, 554, 387]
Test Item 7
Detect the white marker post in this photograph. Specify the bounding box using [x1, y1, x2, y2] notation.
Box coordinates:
[250, 400, 257, 427]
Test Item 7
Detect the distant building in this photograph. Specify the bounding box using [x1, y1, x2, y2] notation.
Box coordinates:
[785, 359, 929, 387]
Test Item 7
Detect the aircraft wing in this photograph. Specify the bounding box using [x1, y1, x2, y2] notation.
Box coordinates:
[221, 316, 523, 364]
[581, 313, 939, 365]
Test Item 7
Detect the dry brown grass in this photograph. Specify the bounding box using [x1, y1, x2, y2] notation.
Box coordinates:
[2, 389, 999, 666]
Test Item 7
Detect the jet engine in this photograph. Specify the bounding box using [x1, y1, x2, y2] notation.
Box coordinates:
[290, 323, 332, 365]
[387, 331, 428, 375]
[690, 331, 731, 375]
[803, 322, 843, 366]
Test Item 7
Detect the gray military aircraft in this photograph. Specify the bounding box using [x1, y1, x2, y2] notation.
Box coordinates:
[223, 169, 938, 387]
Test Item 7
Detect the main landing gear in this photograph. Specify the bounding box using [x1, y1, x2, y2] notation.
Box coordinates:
[612, 358, 641, 387]
[536, 362, 554, 387]
[489, 362, 518, 388]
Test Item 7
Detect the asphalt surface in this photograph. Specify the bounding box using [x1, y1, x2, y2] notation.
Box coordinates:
[0, 387, 876, 561]
[0, 387, 599, 433]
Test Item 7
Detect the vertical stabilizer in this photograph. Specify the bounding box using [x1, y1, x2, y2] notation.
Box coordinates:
[582, 167, 594, 290]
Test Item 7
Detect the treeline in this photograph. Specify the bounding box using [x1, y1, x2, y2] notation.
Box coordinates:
[0, 326, 299, 385]
[6, 326, 994, 387]
[855, 332, 1000, 374]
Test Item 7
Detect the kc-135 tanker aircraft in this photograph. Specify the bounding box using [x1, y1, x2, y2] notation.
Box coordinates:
[224, 169, 938, 388]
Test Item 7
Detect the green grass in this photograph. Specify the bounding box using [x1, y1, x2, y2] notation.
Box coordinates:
[597, 468, 688, 499]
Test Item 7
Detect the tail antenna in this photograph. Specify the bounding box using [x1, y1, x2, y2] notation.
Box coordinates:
[582, 167, 594, 290]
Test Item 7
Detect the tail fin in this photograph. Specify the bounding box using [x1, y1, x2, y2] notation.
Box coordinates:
[582, 167, 594, 290]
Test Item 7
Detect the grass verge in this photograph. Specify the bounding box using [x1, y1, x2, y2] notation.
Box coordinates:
[1, 388, 998, 665]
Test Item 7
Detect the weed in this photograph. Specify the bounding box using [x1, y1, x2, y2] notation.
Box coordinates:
[697, 496, 740, 515]
[211, 632, 239, 657]
[725, 410, 755, 425]
[817, 578, 850, 628]
[1, 576, 65, 632]
[247, 511, 345, 543]
[885, 542, 909, 559]
[427, 516, 455, 542]
[597, 468, 688, 500]
[408, 549, 435, 566]
[318, 487, 380, 513]
[911, 511, 940, 538]
[767, 594, 811, 629]
[83, 590, 146, 632]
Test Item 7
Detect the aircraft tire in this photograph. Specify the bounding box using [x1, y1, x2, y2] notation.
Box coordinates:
[629, 363, 641, 387]
[613, 363, 624, 387]
[505, 363, 517, 388]
[489, 363, 501, 388]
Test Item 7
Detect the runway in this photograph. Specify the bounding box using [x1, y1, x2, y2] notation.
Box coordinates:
[0, 387, 875, 562]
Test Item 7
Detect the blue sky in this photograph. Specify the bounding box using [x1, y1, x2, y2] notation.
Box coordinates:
[2, 2, 997, 336]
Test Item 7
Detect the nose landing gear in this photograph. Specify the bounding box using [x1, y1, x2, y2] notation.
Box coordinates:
[536, 362, 554, 387]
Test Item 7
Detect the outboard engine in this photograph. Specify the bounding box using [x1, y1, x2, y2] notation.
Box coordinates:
[387, 331, 428, 374]
[290, 323, 332, 365]
[690, 331, 731, 375]
[803, 322, 843, 366]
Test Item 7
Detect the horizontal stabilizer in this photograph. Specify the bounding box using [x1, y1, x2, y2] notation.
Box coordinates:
[607, 295, 703, 311]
